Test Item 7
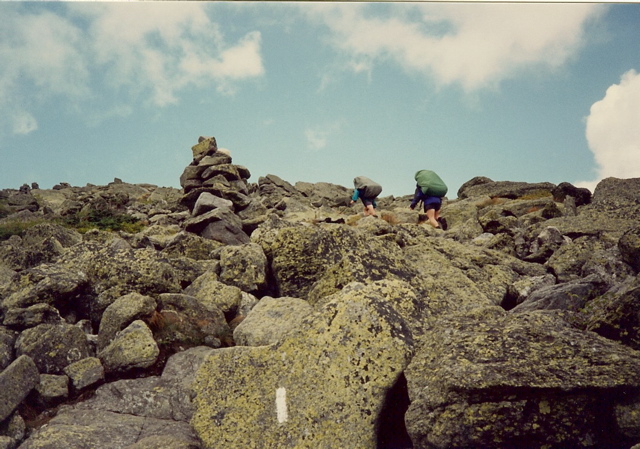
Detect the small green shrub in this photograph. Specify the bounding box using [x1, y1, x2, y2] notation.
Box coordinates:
[0, 219, 46, 241]
[63, 208, 144, 234]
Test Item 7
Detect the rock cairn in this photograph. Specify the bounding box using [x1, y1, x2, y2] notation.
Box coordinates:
[179, 136, 255, 246]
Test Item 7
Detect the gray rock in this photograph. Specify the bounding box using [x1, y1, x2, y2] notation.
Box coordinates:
[15, 323, 90, 374]
[619, 226, 640, 273]
[404, 307, 640, 449]
[183, 271, 243, 317]
[184, 208, 250, 245]
[191, 192, 233, 217]
[97, 292, 157, 351]
[218, 243, 267, 293]
[155, 294, 231, 347]
[0, 412, 25, 447]
[233, 296, 313, 346]
[458, 180, 556, 200]
[33, 374, 69, 407]
[0, 355, 39, 422]
[98, 320, 159, 374]
[3, 304, 62, 330]
[17, 408, 201, 449]
[510, 274, 608, 313]
[0, 327, 16, 371]
[63, 357, 104, 391]
[584, 278, 640, 350]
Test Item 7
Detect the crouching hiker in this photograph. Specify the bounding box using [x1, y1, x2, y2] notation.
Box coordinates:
[350, 176, 382, 217]
[410, 169, 448, 229]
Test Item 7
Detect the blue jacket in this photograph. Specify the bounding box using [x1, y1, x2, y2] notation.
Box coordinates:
[410, 185, 442, 209]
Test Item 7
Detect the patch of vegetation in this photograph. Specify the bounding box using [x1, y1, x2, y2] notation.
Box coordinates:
[0, 219, 47, 241]
[518, 190, 553, 200]
[63, 208, 145, 234]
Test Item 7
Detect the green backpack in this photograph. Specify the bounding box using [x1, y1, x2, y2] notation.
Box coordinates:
[415, 170, 448, 197]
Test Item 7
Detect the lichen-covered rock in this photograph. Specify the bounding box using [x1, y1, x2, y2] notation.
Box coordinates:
[17, 409, 201, 449]
[191, 283, 414, 448]
[15, 323, 90, 374]
[584, 278, 640, 350]
[183, 271, 243, 317]
[1, 264, 89, 311]
[0, 327, 17, 371]
[63, 357, 104, 391]
[510, 274, 608, 313]
[3, 304, 62, 330]
[233, 296, 313, 346]
[98, 320, 159, 374]
[619, 227, 640, 273]
[458, 180, 556, 200]
[217, 243, 267, 294]
[0, 355, 39, 422]
[405, 306, 640, 449]
[155, 293, 231, 347]
[97, 292, 157, 351]
[32, 374, 69, 407]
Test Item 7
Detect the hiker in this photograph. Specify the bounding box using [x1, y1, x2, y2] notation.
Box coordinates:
[350, 176, 382, 217]
[410, 169, 448, 229]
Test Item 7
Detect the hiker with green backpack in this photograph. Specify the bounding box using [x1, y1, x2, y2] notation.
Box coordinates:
[410, 169, 448, 229]
[350, 176, 382, 217]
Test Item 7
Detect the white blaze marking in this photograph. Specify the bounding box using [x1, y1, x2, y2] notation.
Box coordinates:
[276, 387, 288, 423]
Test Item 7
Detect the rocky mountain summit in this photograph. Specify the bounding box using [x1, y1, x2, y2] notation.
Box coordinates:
[1, 136, 640, 449]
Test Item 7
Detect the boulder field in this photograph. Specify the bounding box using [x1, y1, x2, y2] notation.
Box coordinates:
[1, 136, 640, 449]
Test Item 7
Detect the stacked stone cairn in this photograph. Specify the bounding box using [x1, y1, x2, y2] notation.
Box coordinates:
[179, 137, 259, 246]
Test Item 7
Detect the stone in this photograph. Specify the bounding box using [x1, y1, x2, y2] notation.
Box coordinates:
[218, 243, 268, 293]
[63, 357, 104, 391]
[0, 327, 17, 371]
[183, 271, 243, 316]
[33, 374, 69, 406]
[155, 293, 231, 347]
[0, 355, 39, 422]
[191, 192, 233, 217]
[510, 274, 608, 313]
[98, 320, 159, 374]
[191, 284, 413, 448]
[404, 307, 640, 449]
[2, 304, 62, 330]
[15, 323, 91, 374]
[97, 292, 157, 351]
[233, 296, 313, 346]
[184, 208, 250, 245]
[619, 227, 640, 273]
[552, 181, 592, 206]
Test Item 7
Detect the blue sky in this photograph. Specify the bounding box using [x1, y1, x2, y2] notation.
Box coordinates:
[1, 2, 640, 198]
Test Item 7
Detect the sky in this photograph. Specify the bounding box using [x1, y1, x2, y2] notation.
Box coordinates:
[1, 2, 640, 198]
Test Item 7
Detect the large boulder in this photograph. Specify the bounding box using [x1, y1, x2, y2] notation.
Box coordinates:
[405, 306, 640, 449]
[97, 320, 159, 374]
[97, 292, 157, 351]
[254, 221, 421, 303]
[15, 323, 91, 374]
[191, 283, 414, 448]
[217, 243, 268, 294]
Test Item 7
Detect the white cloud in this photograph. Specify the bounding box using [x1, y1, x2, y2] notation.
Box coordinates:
[305, 122, 343, 151]
[576, 69, 640, 191]
[304, 3, 605, 92]
[12, 111, 38, 135]
[0, 3, 265, 136]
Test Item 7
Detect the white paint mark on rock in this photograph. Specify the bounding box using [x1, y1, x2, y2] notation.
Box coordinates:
[276, 387, 288, 423]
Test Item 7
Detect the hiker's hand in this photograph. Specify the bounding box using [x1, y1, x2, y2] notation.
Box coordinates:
[350, 200, 355, 205]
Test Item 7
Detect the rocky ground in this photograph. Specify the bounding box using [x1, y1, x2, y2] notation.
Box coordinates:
[1, 136, 640, 449]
